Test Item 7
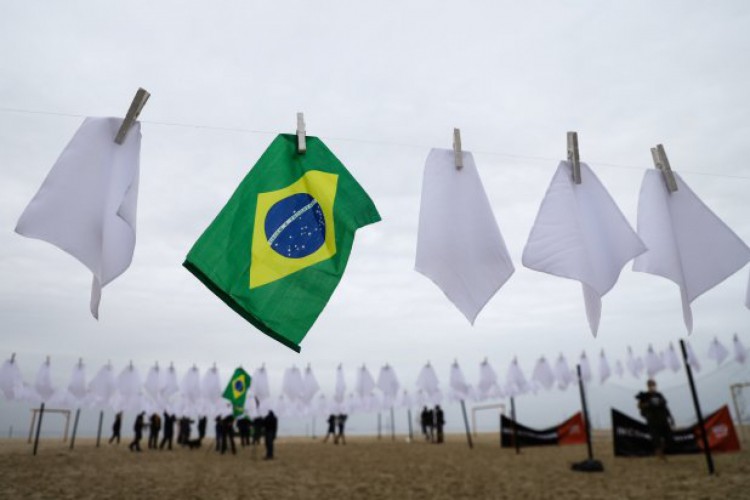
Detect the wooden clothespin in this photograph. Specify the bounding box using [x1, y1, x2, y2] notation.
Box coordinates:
[650, 144, 678, 193]
[296, 112, 306, 154]
[567, 131, 581, 184]
[114, 88, 150, 145]
[453, 128, 463, 170]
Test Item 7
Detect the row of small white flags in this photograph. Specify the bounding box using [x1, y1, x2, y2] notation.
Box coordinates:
[416, 152, 750, 335]
[1, 335, 746, 418]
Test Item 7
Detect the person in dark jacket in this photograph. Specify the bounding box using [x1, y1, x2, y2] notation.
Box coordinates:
[215, 416, 223, 451]
[197, 416, 207, 443]
[334, 414, 347, 445]
[237, 416, 251, 447]
[221, 415, 237, 455]
[637, 379, 675, 459]
[434, 405, 445, 444]
[109, 412, 122, 444]
[323, 414, 336, 443]
[160, 413, 175, 450]
[252, 417, 264, 445]
[148, 413, 161, 449]
[129, 412, 145, 452]
[264, 411, 278, 459]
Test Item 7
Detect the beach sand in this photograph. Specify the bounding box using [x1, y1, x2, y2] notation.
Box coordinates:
[1, 433, 748, 499]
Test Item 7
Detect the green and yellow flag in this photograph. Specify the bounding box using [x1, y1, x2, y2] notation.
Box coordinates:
[223, 367, 251, 417]
[184, 134, 381, 352]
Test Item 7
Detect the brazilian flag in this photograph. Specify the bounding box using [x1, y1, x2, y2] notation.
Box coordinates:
[184, 134, 381, 352]
[223, 367, 251, 417]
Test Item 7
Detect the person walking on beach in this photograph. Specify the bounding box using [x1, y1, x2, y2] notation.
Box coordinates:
[252, 417, 264, 445]
[637, 379, 674, 459]
[237, 416, 251, 447]
[435, 405, 445, 444]
[220, 415, 237, 455]
[323, 414, 336, 443]
[129, 412, 145, 452]
[264, 411, 278, 459]
[334, 414, 347, 445]
[160, 413, 175, 450]
[197, 416, 207, 444]
[109, 412, 122, 444]
[420, 407, 429, 441]
[148, 413, 161, 449]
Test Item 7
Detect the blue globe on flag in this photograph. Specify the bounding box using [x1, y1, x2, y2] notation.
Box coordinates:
[264, 193, 326, 259]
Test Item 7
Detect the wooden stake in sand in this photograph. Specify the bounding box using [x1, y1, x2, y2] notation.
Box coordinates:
[679, 339, 715, 475]
[460, 400, 473, 449]
[510, 397, 519, 455]
[69, 409, 81, 450]
[96, 411, 103, 448]
[32, 403, 44, 456]
[407, 409, 414, 442]
[576, 365, 593, 461]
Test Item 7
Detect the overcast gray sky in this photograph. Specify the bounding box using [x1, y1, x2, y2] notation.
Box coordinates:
[1, 1, 749, 434]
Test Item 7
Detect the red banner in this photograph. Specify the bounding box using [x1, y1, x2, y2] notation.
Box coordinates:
[698, 405, 740, 453]
[557, 412, 587, 445]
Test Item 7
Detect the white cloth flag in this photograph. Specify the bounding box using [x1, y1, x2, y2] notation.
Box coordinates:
[15, 117, 141, 318]
[251, 366, 270, 403]
[633, 170, 750, 333]
[554, 354, 574, 390]
[334, 364, 346, 405]
[522, 162, 646, 336]
[579, 352, 592, 383]
[665, 343, 682, 373]
[477, 359, 502, 400]
[598, 350, 611, 384]
[614, 360, 624, 378]
[35, 359, 55, 402]
[734, 334, 748, 364]
[376, 364, 401, 407]
[0, 355, 23, 400]
[449, 362, 472, 400]
[746, 270, 750, 309]
[645, 345, 665, 377]
[707, 337, 729, 366]
[415, 149, 515, 324]
[531, 357, 555, 391]
[88, 363, 116, 407]
[416, 363, 442, 404]
[685, 341, 701, 373]
[67, 360, 87, 401]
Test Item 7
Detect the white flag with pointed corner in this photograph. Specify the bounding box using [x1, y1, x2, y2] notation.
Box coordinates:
[416, 149, 514, 324]
[15, 117, 141, 319]
[633, 170, 750, 333]
[707, 337, 729, 366]
[522, 162, 646, 336]
[734, 334, 747, 364]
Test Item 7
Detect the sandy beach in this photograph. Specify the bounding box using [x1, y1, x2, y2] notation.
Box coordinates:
[1, 433, 747, 499]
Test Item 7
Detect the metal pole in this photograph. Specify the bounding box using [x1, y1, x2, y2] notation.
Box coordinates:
[679, 340, 715, 475]
[96, 411, 103, 448]
[377, 413, 382, 440]
[391, 406, 396, 441]
[69, 409, 81, 450]
[460, 400, 474, 449]
[28, 410, 37, 443]
[63, 411, 70, 442]
[32, 403, 45, 456]
[407, 409, 413, 442]
[510, 397, 520, 454]
[576, 364, 594, 461]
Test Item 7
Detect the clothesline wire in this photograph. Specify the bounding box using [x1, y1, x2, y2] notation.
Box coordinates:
[2, 106, 749, 182]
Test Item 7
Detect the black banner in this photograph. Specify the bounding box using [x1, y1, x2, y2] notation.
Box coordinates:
[611, 406, 740, 457]
[500, 412, 586, 448]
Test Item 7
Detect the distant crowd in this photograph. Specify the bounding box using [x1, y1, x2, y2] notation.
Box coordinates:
[420, 405, 445, 443]
[108, 410, 279, 459]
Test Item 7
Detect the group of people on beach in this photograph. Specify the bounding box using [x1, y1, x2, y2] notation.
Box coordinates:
[322, 414, 348, 444]
[420, 405, 445, 444]
[108, 410, 279, 459]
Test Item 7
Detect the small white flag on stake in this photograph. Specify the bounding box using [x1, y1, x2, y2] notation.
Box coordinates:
[15, 117, 142, 318]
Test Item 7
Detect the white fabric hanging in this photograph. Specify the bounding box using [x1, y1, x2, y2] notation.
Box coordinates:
[685, 341, 702, 372]
[15, 118, 142, 318]
[282, 366, 305, 402]
[614, 360, 624, 378]
[400, 390, 413, 409]
[645, 345, 665, 377]
[505, 357, 530, 396]
[746, 270, 750, 309]
[578, 352, 592, 383]
[734, 334, 748, 364]
[415, 148, 515, 324]
[181, 365, 202, 410]
[665, 343, 682, 373]
[144, 363, 161, 405]
[522, 161, 646, 336]
[0, 355, 23, 400]
[67, 360, 87, 401]
[160, 363, 179, 407]
[251, 365, 271, 403]
[477, 359, 502, 400]
[626, 347, 643, 379]
[334, 364, 346, 405]
[707, 337, 729, 366]
[35, 359, 55, 402]
[633, 170, 750, 333]
[598, 350, 611, 384]
[87, 362, 116, 407]
[449, 361, 472, 401]
[554, 354, 574, 390]
[302, 365, 320, 405]
[531, 357, 555, 391]
[416, 363, 442, 404]
[376, 364, 401, 407]
[355, 365, 376, 399]
[201, 365, 222, 413]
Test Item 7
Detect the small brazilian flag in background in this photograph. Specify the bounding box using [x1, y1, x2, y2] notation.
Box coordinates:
[223, 367, 251, 417]
[184, 134, 381, 352]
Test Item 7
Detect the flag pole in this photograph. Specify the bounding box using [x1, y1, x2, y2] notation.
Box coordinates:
[510, 396, 520, 454]
[377, 413, 382, 440]
[96, 411, 103, 448]
[679, 339, 715, 475]
[576, 364, 594, 461]
[460, 400, 474, 449]
[32, 403, 45, 456]
[407, 409, 414, 442]
[69, 409, 81, 450]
